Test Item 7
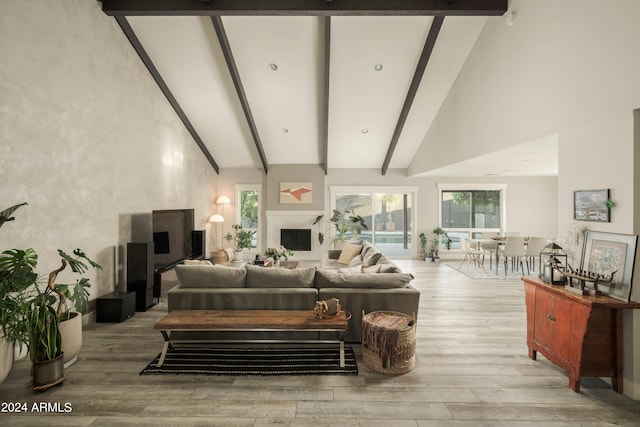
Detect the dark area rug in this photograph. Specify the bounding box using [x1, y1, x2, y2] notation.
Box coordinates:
[140, 347, 358, 376]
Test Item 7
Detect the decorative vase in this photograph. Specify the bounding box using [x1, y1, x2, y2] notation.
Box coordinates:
[232, 249, 244, 262]
[32, 353, 65, 389]
[59, 311, 82, 368]
[0, 334, 13, 384]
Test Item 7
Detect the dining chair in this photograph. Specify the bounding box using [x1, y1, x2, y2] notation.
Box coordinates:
[500, 236, 526, 276]
[524, 236, 549, 274]
[459, 238, 486, 272]
[478, 232, 499, 270]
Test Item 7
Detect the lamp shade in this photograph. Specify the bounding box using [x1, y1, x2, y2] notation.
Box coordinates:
[209, 214, 224, 223]
[216, 196, 231, 205]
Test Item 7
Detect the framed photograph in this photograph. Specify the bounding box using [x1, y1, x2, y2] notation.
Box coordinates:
[580, 231, 638, 301]
[573, 189, 610, 222]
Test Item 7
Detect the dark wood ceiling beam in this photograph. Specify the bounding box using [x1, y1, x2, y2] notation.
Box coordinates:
[381, 15, 444, 176]
[322, 17, 331, 175]
[115, 16, 220, 174]
[211, 16, 269, 174]
[102, 0, 507, 16]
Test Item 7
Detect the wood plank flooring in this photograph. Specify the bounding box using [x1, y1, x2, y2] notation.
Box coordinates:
[2, 260, 640, 426]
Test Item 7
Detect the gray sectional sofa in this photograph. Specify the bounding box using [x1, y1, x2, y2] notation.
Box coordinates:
[167, 241, 420, 343]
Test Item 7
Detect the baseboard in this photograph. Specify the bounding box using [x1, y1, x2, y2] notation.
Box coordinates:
[623, 378, 640, 400]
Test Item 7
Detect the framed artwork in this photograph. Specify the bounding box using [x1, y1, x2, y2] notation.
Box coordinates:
[280, 182, 312, 204]
[580, 231, 638, 301]
[573, 189, 610, 222]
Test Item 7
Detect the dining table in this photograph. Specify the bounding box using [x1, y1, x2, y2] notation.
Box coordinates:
[471, 236, 529, 271]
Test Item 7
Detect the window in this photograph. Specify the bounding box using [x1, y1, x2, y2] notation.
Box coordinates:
[331, 186, 418, 258]
[236, 184, 261, 249]
[438, 183, 506, 250]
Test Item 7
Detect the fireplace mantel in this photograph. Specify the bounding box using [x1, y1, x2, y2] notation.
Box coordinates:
[265, 210, 325, 261]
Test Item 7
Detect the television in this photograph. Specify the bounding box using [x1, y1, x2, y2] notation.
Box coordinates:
[152, 209, 195, 270]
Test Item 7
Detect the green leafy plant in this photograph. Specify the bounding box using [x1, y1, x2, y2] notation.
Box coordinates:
[264, 246, 294, 262]
[313, 209, 368, 246]
[0, 203, 102, 363]
[224, 224, 256, 251]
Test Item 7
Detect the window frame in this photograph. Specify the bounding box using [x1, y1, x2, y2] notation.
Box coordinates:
[235, 184, 261, 251]
[437, 183, 507, 250]
[329, 185, 419, 257]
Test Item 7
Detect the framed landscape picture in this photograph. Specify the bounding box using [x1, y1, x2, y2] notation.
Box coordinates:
[574, 189, 610, 222]
[580, 231, 637, 301]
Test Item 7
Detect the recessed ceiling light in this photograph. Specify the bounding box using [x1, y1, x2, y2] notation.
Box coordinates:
[268, 63, 278, 71]
[361, 129, 369, 134]
[282, 128, 289, 133]
[374, 64, 383, 71]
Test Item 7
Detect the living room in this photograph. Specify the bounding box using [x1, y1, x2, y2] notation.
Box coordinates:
[2, 0, 640, 422]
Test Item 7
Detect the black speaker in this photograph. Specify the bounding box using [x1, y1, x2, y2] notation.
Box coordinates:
[127, 242, 155, 311]
[192, 229, 206, 259]
[96, 292, 135, 323]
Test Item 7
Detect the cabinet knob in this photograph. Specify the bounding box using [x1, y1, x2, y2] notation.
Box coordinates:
[547, 313, 555, 322]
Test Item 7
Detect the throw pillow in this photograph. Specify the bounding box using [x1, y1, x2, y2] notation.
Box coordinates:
[379, 262, 402, 273]
[362, 248, 382, 267]
[362, 264, 381, 273]
[348, 254, 363, 268]
[337, 243, 362, 265]
[175, 264, 246, 288]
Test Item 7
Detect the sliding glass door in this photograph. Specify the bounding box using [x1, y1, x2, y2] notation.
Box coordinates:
[334, 188, 414, 257]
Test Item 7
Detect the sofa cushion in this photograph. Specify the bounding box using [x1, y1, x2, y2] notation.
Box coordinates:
[347, 254, 363, 268]
[175, 264, 246, 288]
[379, 262, 402, 273]
[338, 265, 363, 274]
[314, 270, 413, 289]
[337, 243, 362, 264]
[183, 259, 213, 266]
[245, 264, 316, 288]
[362, 264, 381, 273]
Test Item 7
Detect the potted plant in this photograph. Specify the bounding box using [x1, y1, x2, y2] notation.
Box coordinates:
[429, 227, 450, 262]
[0, 203, 101, 388]
[418, 232, 428, 260]
[224, 224, 255, 261]
[0, 203, 37, 383]
[313, 209, 368, 249]
[264, 246, 294, 267]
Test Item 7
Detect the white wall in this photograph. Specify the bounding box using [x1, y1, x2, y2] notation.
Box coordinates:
[409, 0, 640, 397]
[0, 0, 217, 299]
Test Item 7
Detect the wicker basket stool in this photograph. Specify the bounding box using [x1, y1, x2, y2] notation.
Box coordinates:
[361, 310, 416, 375]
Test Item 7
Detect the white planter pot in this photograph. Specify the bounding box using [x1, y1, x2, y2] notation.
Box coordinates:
[59, 312, 82, 368]
[0, 335, 14, 384]
[232, 250, 244, 262]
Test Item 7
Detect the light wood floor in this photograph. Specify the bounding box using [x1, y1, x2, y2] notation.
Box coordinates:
[2, 260, 640, 426]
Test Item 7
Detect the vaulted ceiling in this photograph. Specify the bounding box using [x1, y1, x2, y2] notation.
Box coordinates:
[101, 1, 519, 176]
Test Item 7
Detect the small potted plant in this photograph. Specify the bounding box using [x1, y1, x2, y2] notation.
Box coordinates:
[264, 246, 294, 267]
[418, 232, 428, 260]
[429, 227, 450, 262]
[224, 224, 256, 261]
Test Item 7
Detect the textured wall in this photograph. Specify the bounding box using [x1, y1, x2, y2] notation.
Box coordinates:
[0, 0, 217, 299]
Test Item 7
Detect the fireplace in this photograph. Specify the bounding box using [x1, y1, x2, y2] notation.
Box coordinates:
[281, 229, 312, 251]
[266, 211, 324, 260]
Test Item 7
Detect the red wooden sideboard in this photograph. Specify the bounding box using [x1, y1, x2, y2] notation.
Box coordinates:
[522, 276, 640, 393]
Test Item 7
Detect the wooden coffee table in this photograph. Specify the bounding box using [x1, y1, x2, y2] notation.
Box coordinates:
[154, 310, 349, 367]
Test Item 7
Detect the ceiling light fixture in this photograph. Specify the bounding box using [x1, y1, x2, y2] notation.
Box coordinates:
[268, 63, 278, 71]
[282, 128, 289, 133]
[361, 129, 369, 134]
[374, 64, 383, 71]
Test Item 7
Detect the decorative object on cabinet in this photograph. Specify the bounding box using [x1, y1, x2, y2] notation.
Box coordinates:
[538, 242, 567, 285]
[573, 189, 610, 222]
[579, 231, 637, 302]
